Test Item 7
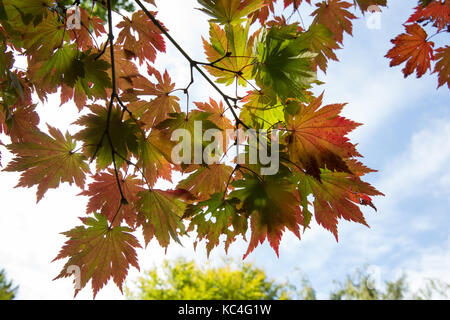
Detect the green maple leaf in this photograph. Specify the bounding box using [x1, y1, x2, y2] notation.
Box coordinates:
[155, 111, 220, 166]
[239, 88, 284, 130]
[298, 24, 341, 73]
[20, 11, 67, 61]
[253, 23, 317, 101]
[203, 22, 259, 86]
[197, 0, 265, 25]
[184, 192, 247, 255]
[229, 173, 304, 258]
[136, 189, 187, 248]
[74, 104, 139, 169]
[53, 212, 141, 298]
[4, 125, 90, 202]
[36, 44, 80, 87]
[35, 46, 111, 94]
[79, 52, 112, 99]
[135, 129, 174, 187]
[4, 0, 53, 26]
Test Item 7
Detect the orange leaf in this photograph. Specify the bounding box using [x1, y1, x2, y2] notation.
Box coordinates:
[116, 10, 165, 64]
[297, 169, 383, 240]
[406, 1, 450, 32]
[311, 0, 356, 44]
[386, 23, 434, 78]
[177, 164, 235, 201]
[284, 93, 361, 180]
[5, 126, 90, 202]
[433, 45, 450, 89]
[53, 213, 141, 298]
[133, 67, 180, 127]
[79, 169, 145, 227]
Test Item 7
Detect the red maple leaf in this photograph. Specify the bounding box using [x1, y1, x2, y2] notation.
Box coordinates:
[311, 0, 357, 44]
[406, 1, 450, 32]
[386, 23, 435, 78]
[433, 45, 450, 89]
[79, 170, 145, 227]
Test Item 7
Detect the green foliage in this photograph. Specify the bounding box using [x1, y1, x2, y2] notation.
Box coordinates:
[128, 261, 450, 300]
[126, 258, 294, 300]
[253, 23, 317, 101]
[301, 266, 449, 300]
[412, 279, 450, 300]
[0, 269, 17, 300]
[330, 267, 396, 300]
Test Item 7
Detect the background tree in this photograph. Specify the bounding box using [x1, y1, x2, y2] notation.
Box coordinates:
[126, 258, 294, 300]
[328, 268, 407, 300]
[0, 268, 18, 300]
[128, 260, 449, 300]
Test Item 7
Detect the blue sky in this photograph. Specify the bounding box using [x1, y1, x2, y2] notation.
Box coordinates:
[0, 0, 449, 299]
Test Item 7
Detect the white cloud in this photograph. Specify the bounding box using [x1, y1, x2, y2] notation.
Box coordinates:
[379, 117, 450, 200]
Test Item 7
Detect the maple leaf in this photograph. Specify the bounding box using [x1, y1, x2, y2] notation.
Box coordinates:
[184, 192, 247, 255]
[299, 24, 341, 73]
[386, 23, 435, 78]
[155, 111, 220, 165]
[74, 104, 139, 169]
[239, 89, 285, 129]
[101, 47, 141, 93]
[198, 0, 266, 25]
[79, 170, 145, 227]
[253, 23, 317, 101]
[4, 125, 90, 202]
[177, 164, 235, 201]
[19, 11, 67, 61]
[284, 93, 361, 180]
[53, 212, 141, 298]
[311, 0, 357, 44]
[229, 173, 304, 258]
[136, 189, 187, 247]
[296, 169, 383, 240]
[34, 44, 79, 87]
[194, 98, 234, 150]
[433, 45, 450, 89]
[135, 129, 174, 187]
[116, 10, 165, 64]
[345, 158, 377, 177]
[203, 22, 259, 86]
[78, 52, 112, 99]
[195, 98, 234, 132]
[133, 67, 181, 127]
[2, 104, 40, 143]
[406, 1, 450, 31]
[3, 0, 53, 27]
[248, 0, 275, 24]
[33, 45, 111, 98]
